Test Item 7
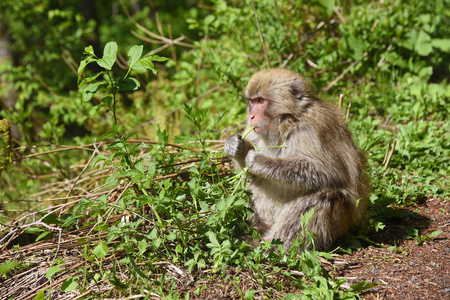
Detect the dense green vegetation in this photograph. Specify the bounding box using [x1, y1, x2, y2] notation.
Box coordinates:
[0, 0, 448, 298]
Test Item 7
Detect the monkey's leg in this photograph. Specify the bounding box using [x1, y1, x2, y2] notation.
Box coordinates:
[265, 192, 355, 251]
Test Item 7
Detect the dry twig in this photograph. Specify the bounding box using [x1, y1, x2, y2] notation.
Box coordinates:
[322, 52, 368, 92]
[251, 0, 270, 67]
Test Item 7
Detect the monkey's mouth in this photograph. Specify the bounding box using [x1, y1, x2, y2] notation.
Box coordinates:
[251, 121, 269, 134]
[253, 126, 265, 133]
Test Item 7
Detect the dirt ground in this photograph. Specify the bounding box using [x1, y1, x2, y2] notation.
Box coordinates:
[330, 197, 449, 299]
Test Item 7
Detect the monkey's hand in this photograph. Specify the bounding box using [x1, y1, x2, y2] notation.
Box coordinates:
[224, 134, 246, 158]
[225, 134, 254, 169]
[245, 149, 257, 167]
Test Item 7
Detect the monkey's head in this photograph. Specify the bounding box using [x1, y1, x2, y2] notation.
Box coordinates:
[244, 69, 312, 135]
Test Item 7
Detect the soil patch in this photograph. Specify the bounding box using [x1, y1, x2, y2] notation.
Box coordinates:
[330, 197, 449, 299]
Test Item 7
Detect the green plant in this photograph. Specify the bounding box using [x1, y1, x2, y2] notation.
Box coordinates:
[78, 41, 169, 126]
[405, 228, 443, 246]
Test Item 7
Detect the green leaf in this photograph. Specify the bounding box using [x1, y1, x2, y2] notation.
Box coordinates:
[46, 266, 61, 280]
[414, 30, 432, 56]
[345, 35, 366, 59]
[402, 29, 418, 50]
[78, 71, 105, 88]
[405, 228, 419, 238]
[133, 57, 156, 74]
[0, 261, 20, 274]
[127, 45, 143, 69]
[35, 290, 45, 300]
[100, 95, 113, 107]
[103, 41, 118, 59]
[97, 57, 115, 70]
[77, 57, 97, 86]
[317, 0, 335, 16]
[350, 281, 378, 292]
[84, 45, 95, 56]
[206, 232, 220, 249]
[60, 276, 78, 292]
[97, 41, 118, 70]
[93, 241, 109, 258]
[36, 231, 51, 242]
[109, 275, 129, 289]
[432, 39, 450, 52]
[204, 14, 215, 26]
[95, 224, 109, 232]
[427, 230, 442, 238]
[89, 104, 103, 115]
[25, 226, 44, 234]
[62, 214, 83, 228]
[146, 55, 169, 62]
[148, 162, 156, 178]
[119, 77, 140, 91]
[91, 153, 107, 166]
[319, 252, 333, 259]
[81, 81, 106, 102]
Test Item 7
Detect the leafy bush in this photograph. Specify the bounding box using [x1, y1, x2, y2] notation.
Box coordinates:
[0, 0, 449, 298]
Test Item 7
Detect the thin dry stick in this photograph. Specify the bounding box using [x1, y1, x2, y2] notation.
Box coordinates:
[251, 0, 270, 67]
[345, 103, 352, 124]
[103, 180, 134, 225]
[322, 52, 368, 91]
[168, 24, 179, 72]
[29, 68, 57, 96]
[384, 138, 397, 168]
[366, 44, 393, 82]
[306, 59, 321, 69]
[14, 144, 95, 160]
[333, 6, 346, 24]
[60, 54, 78, 76]
[130, 29, 161, 44]
[121, 1, 193, 48]
[370, 19, 380, 32]
[377, 44, 393, 68]
[280, 53, 294, 68]
[338, 94, 344, 109]
[66, 143, 100, 197]
[147, 35, 189, 55]
[155, 10, 164, 37]
[382, 139, 392, 165]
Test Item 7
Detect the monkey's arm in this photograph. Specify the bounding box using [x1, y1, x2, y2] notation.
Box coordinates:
[245, 150, 346, 191]
[224, 133, 255, 169]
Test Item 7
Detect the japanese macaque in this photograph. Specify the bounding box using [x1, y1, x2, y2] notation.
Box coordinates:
[224, 69, 370, 251]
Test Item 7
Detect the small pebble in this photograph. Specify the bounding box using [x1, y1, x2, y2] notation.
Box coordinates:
[370, 268, 379, 274]
[409, 261, 418, 267]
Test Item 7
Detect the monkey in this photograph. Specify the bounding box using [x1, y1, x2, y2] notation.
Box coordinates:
[224, 68, 370, 251]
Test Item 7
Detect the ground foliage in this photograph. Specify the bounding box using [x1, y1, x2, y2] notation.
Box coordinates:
[0, 0, 449, 299]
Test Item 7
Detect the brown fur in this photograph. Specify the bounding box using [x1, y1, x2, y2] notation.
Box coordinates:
[224, 69, 370, 251]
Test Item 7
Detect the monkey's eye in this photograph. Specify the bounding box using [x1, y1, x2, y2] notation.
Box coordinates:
[248, 97, 265, 106]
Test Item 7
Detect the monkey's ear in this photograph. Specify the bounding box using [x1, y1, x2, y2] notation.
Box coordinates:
[289, 78, 307, 100]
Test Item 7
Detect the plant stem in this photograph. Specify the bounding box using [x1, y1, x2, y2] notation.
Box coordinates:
[113, 93, 117, 125]
[241, 126, 255, 139]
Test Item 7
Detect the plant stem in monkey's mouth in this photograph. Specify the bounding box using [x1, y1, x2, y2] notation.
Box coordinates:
[241, 126, 255, 139]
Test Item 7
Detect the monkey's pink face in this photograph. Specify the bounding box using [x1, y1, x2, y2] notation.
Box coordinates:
[248, 96, 270, 133]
